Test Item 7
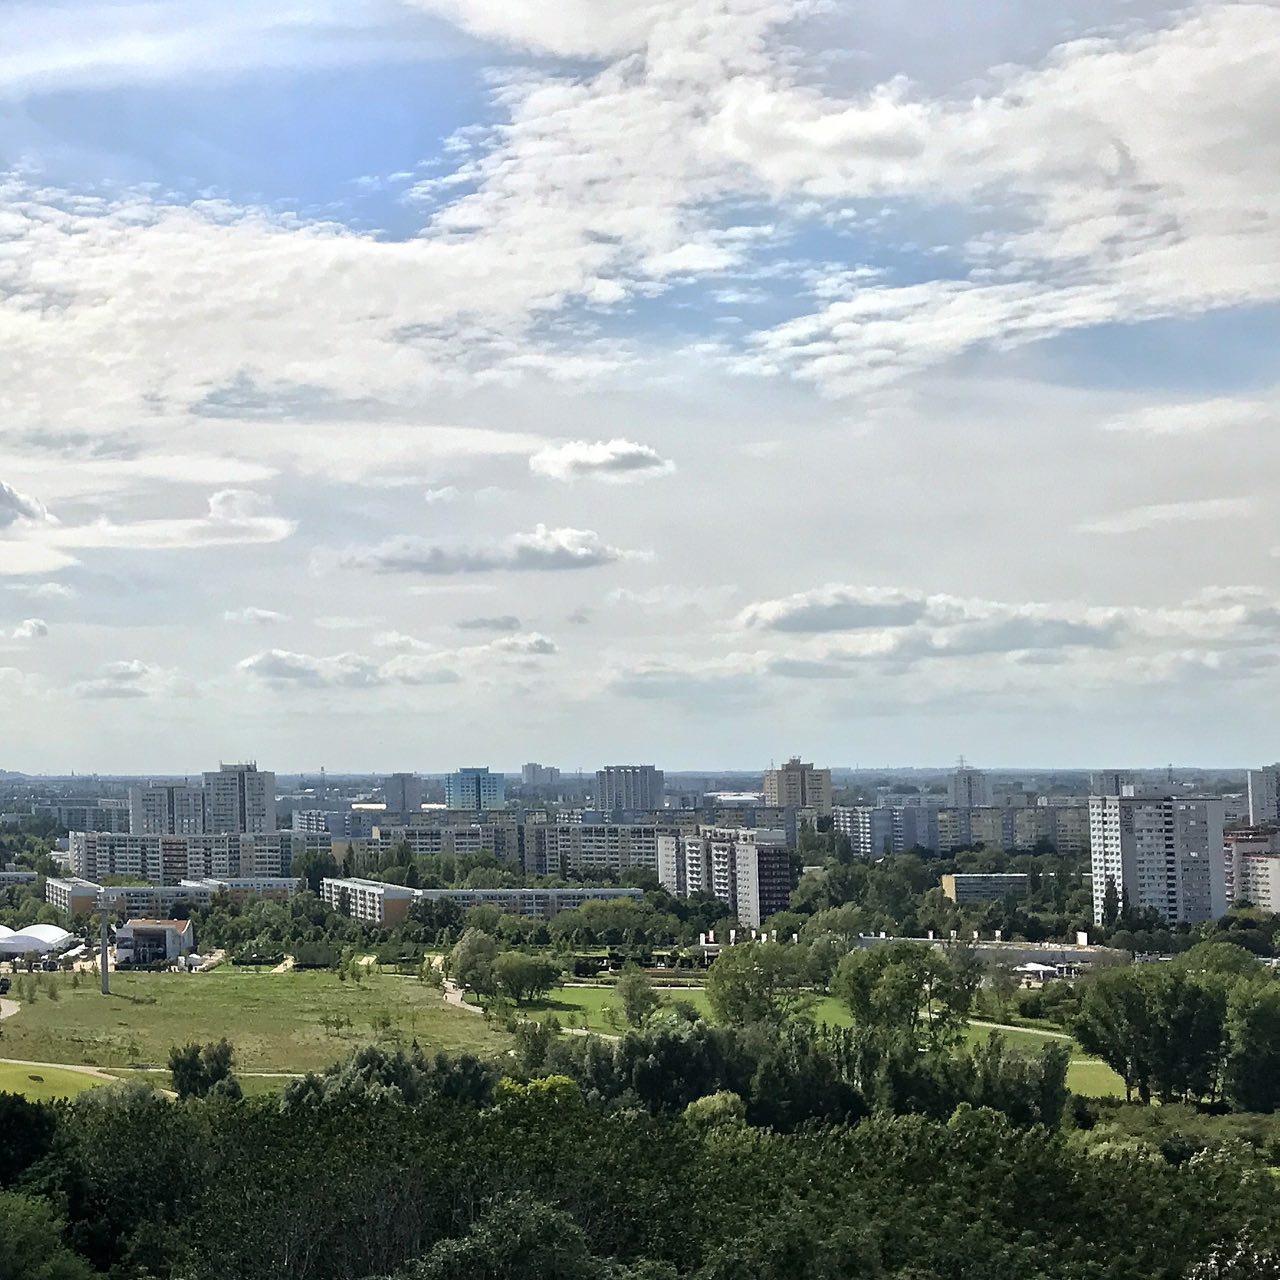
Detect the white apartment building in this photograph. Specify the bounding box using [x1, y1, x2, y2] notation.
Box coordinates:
[763, 758, 832, 816]
[544, 824, 674, 877]
[414, 886, 643, 919]
[320, 877, 415, 926]
[1089, 794, 1226, 926]
[129, 782, 207, 836]
[1224, 827, 1280, 911]
[369, 821, 520, 864]
[203, 763, 277, 834]
[595, 765, 665, 812]
[70, 830, 326, 885]
[948, 766, 992, 809]
[677, 828, 791, 927]
[1247, 766, 1280, 826]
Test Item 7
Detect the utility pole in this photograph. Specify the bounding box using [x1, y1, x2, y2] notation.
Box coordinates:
[99, 904, 110, 995]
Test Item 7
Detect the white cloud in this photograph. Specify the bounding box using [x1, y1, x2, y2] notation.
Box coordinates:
[425, 485, 461, 504]
[1102, 398, 1273, 437]
[10, 618, 48, 640]
[1077, 497, 1254, 535]
[530, 438, 674, 483]
[332, 524, 642, 575]
[490, 632, 557, 656]
[0, 480, 53, 529]
[223, 607, 289, 625]
[73, 660, 191, 700]
[236, 649, 388, 688]
[738, 585, 928, 632]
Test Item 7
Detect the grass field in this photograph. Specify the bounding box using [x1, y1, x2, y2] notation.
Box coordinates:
[0, 1061, 108, 1100]
[522, 984, 1126, 1098]
[0, 969, 510, 1072]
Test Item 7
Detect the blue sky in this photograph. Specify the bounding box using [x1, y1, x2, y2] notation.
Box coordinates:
[1, 0, 1279, 772]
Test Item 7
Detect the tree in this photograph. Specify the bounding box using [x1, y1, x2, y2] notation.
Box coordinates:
[491, 951, 559, 1004]
[705, 942, 814, 1028]
[1101, 876, 1120, 928]
[832, 942, 973, 1051]
[1223, 980, 1280, 1112]
[615, 964, 662, 1028]
[447, 928, 499, 995]
[168, 1038, 238, 1100]
[0, 1190, 94, 1280]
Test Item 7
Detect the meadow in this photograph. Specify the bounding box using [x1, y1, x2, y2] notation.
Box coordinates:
[0, 967, 509, 1072]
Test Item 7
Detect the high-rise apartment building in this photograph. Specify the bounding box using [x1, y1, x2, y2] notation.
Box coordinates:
[947, 765, 991, 809]
[202, 763, 276, 834]
[1246, 765, 1280, 826]
[1089, 794, 1226, 926]
[444, 767, 505, 811]
[595, 765, 664, 812]
[522, 762, 561, 787]
[1224, 827, 1280, 911]
[384, 773, 424, 816]
[1091, 770, 1137, 798]
[129, 782, 207, 836]
[675, 827, 792, 927]
[762, 757, 832, 816]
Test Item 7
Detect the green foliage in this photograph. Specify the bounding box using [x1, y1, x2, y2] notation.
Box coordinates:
[448, 928, 499, 995]
[0, 1190, 94, 1280]
[831, 942, 974, 1051]
[168, 1038, 238, 1100]
[1224, 981, 1280, 1112]
[490, 951, 560, 1004]
[704, 943, 814, 1028]
[615, 964, 662, 1028]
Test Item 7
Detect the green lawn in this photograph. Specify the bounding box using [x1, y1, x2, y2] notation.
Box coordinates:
[0, 1061, 108, 1100]
[524, 985, 1126, 1098]
[0, 969, 510, 1072]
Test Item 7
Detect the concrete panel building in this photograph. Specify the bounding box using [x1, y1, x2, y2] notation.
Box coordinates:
[941, 873, 1030, 904]
[445, 767, 505, 811]
[203, 763, 276, 834]
[1090, 794, 1226, 926]
[595, 765, 665, 813]
[129, 782, 207, 836]
[763, 758, 832, 816]
[1247, 766, 1280, 827]
[320, 877, 415, 926]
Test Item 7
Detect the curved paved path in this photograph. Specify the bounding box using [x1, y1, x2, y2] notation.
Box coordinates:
[0, 997, 19, 1021]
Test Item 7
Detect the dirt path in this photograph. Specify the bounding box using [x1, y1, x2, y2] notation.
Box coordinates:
[1, 1056, 118, 1082]
[0, 998, 19, 1021]
[442, 980, 484, 1015]
[968, 1018, 1073, 1041]
[270, 956, 295, 974]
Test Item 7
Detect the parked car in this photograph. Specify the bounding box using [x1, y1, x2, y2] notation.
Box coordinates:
[0, 977, 10, 995]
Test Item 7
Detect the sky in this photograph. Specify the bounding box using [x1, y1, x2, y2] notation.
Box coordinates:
[1, 0, 1279, 773]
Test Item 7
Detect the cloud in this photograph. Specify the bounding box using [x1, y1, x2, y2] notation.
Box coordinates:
[490, 632, 557, 656]
[73, 660, 190, 700]
[10, 618, 48, 640]
[1102, 398, 1273, 437]
[1077, 497, 1254, 535]
[530, 439, 674, 483]
[332, 524, 640, 575]
[738, 585, 928, 632]
[372, 631, 434, 652]
[238, 647, 461, 689]
[236, 649, 386, 688]
[0, 480, 53, 529]
[223, 607, 288, 625]
[456, 615, 522, 632]
[5, 582, 75, 600]
[425, 486, 461, 505]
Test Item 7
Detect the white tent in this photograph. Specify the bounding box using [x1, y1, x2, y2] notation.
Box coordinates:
[0, 923, 74, 957]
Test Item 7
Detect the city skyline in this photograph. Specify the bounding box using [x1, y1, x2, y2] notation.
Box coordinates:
[2, 2, 1279, 769]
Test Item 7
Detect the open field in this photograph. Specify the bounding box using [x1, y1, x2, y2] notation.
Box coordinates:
[0, 1061, 108, 1100]
[0, 969, 511, 1072]
[521, 984, 1127, 1098]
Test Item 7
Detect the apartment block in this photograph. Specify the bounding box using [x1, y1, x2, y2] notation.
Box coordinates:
[543, 823, 676, 877]
[129, 782, 207, 835]
[678, 828, 792, 927]
[1090, 794, 1226, 926]
[941, 873, 1030, 904]
[595, 765, 665, 812]
[1247, 766, 1280, 826]
[203, 763, 277, 834]
[1224, 827, 1280, 911]
[414, 886, 643, 919]
[320, 877, 416, 926]
[948, 766, 992, 809]
[445, 767, 505, 811]
[763, 758, 832, 816]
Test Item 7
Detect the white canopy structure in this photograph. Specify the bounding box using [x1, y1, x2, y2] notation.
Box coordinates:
[0, 923, 74, 957]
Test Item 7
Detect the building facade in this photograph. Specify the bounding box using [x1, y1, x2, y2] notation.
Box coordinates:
[594, 765, 665, 812]
[941, 873, 1030, 904]
[1247, 766, 1280, 826]
[202, 763, 277, 834]
[763, 758, 833, 816]
[948, 766, 992, 809]
[677, 828, 792, 927]
[129, 783, 207, 835]
[444, 767, 506, 811]
[1089, 794, 1226, 926]
[384, 773, 424, 816]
